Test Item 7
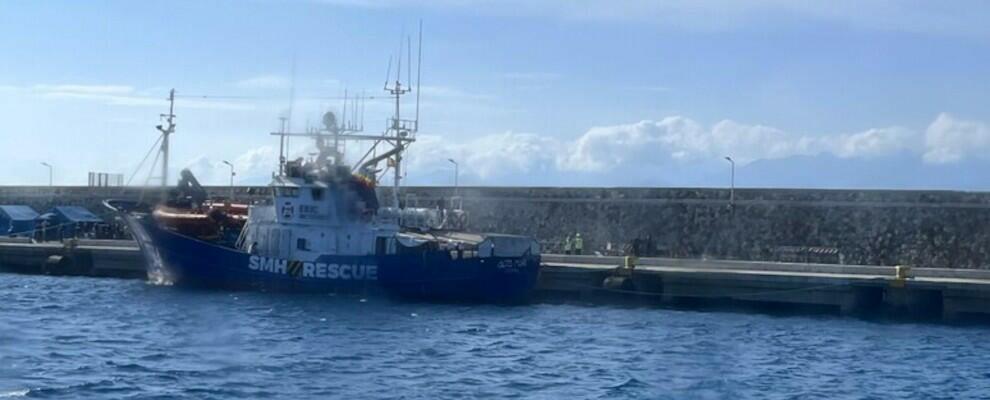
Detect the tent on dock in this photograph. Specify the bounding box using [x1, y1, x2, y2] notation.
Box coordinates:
[0, 205, 39, 237]
[47, 206, 104, 238]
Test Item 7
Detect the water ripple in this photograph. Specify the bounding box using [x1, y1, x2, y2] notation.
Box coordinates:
[2, 273, 990, 399]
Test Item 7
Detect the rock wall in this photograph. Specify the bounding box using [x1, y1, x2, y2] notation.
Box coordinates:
[3, 185, 990, 268]
[393, 187, 990, 269]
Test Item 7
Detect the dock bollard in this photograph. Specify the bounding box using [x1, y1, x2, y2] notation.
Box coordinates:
[603, 256, 638, 290]
[891, 265, 912, 288]
[895, 265, 912, 280]
[623, 256, 637, 271]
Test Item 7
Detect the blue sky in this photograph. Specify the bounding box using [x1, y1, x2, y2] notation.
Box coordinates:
[1, 0, 989, 188]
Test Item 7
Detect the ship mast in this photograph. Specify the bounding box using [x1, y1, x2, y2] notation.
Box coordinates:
[270, 24, 422, 209]
[278, 116, 287, 175]
[382, 24, 421, 207]
[386, 70, 411, 204]
[155, 88, 176, 188]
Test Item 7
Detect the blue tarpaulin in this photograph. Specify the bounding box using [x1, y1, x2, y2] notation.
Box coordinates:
[51, 206, 103, 223]
[0, 205, 39, 236]
[45, 206, 103, 238]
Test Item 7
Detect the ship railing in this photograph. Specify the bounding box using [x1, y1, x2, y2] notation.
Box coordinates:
[442, 209, 468, 231]
[375, 208, 401, 225]
[386, 118, 418, 137]
[378, 207, 444, 230]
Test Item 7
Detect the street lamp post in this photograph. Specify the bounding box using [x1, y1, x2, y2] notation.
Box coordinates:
[724, 156, 735, 207]
[222, 160, 235, 200]
[447, 158, 458, 191]
[40, 162, 52, 187]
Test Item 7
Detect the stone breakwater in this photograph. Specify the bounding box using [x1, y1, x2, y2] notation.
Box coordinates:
[3, 185, 990, 269]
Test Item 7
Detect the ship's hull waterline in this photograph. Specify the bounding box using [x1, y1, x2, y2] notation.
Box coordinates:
[126, 214, 541, 302]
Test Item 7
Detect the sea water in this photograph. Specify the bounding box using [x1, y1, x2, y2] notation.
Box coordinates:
[2, 273, 989, 399]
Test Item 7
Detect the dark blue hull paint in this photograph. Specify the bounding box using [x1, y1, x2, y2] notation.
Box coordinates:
[128, 215, 540, 302]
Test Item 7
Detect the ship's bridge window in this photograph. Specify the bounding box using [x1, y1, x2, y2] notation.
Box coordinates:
[312, 188, 324, 201]
[277, 187, 299, 198]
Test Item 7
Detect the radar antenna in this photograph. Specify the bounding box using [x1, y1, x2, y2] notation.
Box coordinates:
[382, 24, 423, 206]
[267, 24, 424, 210]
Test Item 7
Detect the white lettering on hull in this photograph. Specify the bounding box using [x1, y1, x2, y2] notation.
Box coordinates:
[248, 255, 378, 281]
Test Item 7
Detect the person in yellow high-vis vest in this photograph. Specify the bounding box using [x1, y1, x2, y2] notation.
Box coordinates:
[574, 233, 584, 255]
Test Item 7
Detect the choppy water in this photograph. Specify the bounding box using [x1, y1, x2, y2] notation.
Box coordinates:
[2, 273, 990, 399]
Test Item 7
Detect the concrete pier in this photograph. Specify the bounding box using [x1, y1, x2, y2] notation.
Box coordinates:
[538, 254, 990, 320]
[0, 238, 142, 278]
[2, 240, 990, 321]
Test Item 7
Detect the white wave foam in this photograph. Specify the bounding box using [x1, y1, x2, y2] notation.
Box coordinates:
[0, 389, 29, 398]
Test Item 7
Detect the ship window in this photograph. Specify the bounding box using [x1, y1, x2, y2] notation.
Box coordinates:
[312, 188, 323, 201]
[277, 187, 299, 198]
[297, 238, 308, 251]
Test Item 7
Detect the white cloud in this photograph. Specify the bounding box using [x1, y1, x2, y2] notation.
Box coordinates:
[0, 83, 255, 111]
[406, 132, 559, 181]
[562, 118, 697, 171]
[559, 117, 914, 172]
[466, 132, 558, 177]
[709, 120, 810, 163]
[234, 75, 290, 90]
[405, 116, 924, 183]
[170, 113, 990, 186]
[234, 146, 279, 173]
[182, 146, 280, 185]
[202, 132, 561, 186]
[923, 113, 990, 164]
[825, 127, 917, 159]
[32, 84, 134, 95]
[181, 156, 221, 183]
[36, 90, 162, 107]
[180, 144, 339, 185]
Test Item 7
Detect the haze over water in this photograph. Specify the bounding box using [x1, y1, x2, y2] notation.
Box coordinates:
[2, 273, 989, 399]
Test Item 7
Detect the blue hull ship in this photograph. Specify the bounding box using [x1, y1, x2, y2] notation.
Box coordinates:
[114, 67, 542, 302]
[123, 207, 540, 302]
